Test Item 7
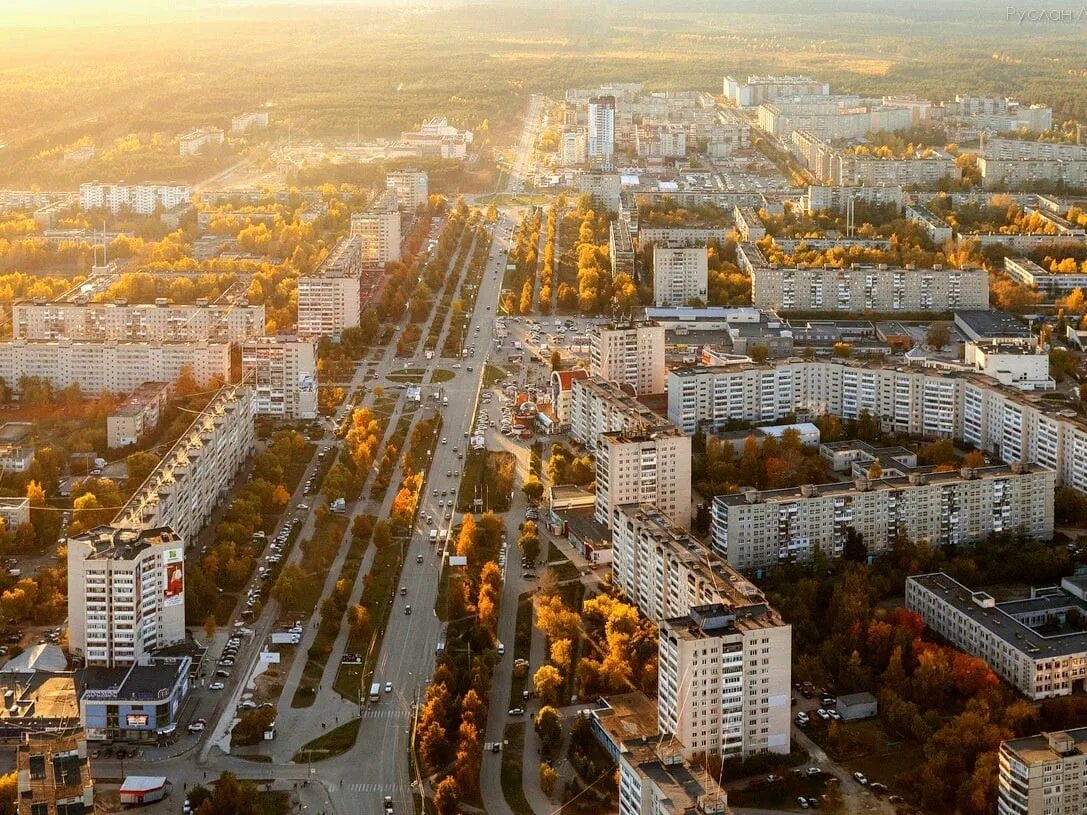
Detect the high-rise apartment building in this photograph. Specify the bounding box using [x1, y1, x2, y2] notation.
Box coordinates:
[596, 429, 692, 530]
[298, 236, 363, 336]
[79, 182, 191, 216]
[998, 729, 1087, 815]
[68, 525, 187, 668]
[651, 244, 709, 307]
[385, 170, 429, 212]
[611, 505, 792, 759]
[589, 320, 666, 395]
[979, 137, 1087, 190]
[12, 299, 265, 342]
[560, 129, 588, 166]
[569, 376, 673, 452]
[242, 337, 318, 419]
[588, 95, 616, 162]
[350, 189, 402, 266]
[723, 75, 829, 107]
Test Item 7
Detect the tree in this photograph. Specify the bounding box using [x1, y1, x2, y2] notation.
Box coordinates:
[203, 613, 217, 639]
[533, 664, 564, 706]
[522, 476, 544, 502]
[749, 344, 770, 363]
[534, 705, 563, 757]
[831, 341, 853, 358]
[432, 777, 460, 815]
[926, 321, 952, 351]
[539, 762, 558, 798]
[125, 451, 160, 486]
[550, 350, 562, 371]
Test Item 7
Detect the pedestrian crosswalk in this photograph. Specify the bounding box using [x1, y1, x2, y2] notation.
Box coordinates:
[347, 782, 398, 793]
[360, 708, 408, 720]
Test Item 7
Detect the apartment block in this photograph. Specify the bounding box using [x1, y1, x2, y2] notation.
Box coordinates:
[998, 728, 1087, 815]
[979, 138, 1087, 190]
[0, 339, 230, 396]
[16, 733, 94, 815]
[589, 320, 666, 395]
[758, 95, 913, 141]
[616, 737, 731, 815]
[107, 381, 170, 448]
[588, 95, 616, 161]
[68, 525, 187, 667]
[113, 385, 254, 546]
[732, 206, 766, 242]
[1005, 256, 1087, 294]
[805, 185, 904, 215]
[560, 129, 588, 166]
[905, 203, 954, 244]
[609, 220, 636, 281]
[612, 505, 792, 759]
[907, 573, 1087, 701]
[0, 422, 34, 473]
[569, 376, 672, 451]
[790, 131, 960, 187]
[596, 430, 692, 529]
[652, 245, 708, 308]
[751, 263, 988, 313]
[79, 182, 191, 216]
[12, 298, 265, 342]
[297, 236, 363, 336]
[723, 75, 828, 107]
[549, 369, 590, 425]
[385, 169, 429, 212]
[712, 459, 1054, 569]
[179, 127, 224, 156]
[231, 111, 270, 134]
[241, 336, 318, 419]
[350, 190, 401, 266]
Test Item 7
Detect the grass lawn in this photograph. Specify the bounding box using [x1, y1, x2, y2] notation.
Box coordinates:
[500, 722, 533, 815]
[456, 449, 514, 513]
[430, 368, 455, 384]
[483, 363, 507, 388]
[291, 718, 362, 762]
[509, 592, 533, 707]
[387, 370, 426, 383]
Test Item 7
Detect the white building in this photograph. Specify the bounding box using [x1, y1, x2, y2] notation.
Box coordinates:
[905, 203, 954, 244]
[13, 299, 265, 343]
[350, 190, 401, 266]
[0, 339, 230, 396]
[179, 127, 224, 156]
[596, 430, 692, 530]
[611, 505, 792, 759]
[568, 376, 672, 451]
[67, 525, 188, 668]
[723, 75, 828, 107]
[0, 497, 30, 530]
[908, 573, 1087, 702]
[230, 111, 270, 134]
[549, 369, 590, 425]
[242, 337, 319, 420]
[998, 728, 1087, 815]
[385, 170, 428, 212]
[805, 185, 904, 215]
[979, 138, 1087, 190]
[398, 117, 473, 160]
[965, 341, 1053, 391]
[588, 95, 616, 162]
[1004, 256, 1087, 294]
[652, 244, 708, 308]
[107, 382, 170, 449]
[560, 129, 588, 167]
[589, 321, 666, 396]
[297, 236, 363, 337]
[113, 385, 254, 547]
[79, 182, 191, 216]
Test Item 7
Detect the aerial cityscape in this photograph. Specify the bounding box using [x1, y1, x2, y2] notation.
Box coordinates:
[2, 2, 1087, 814]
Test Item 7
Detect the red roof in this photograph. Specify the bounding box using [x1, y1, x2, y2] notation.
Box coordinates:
[553, 369, 589, 391]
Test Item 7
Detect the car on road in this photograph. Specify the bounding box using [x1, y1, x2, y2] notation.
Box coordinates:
[853, 772, 868, 785]
[400, 585, 407, 596]
[416, 553, 424, 563]
[383, 796, 394, 813]
[404, 605, 412, 615]
[188, 719, 207, 733]
[209, 682, 224, 691]
[807, 767, 822, 776]
[508, 708, 525, 716]
[796, 798, 809, 809]
[441, 437, 447, 444]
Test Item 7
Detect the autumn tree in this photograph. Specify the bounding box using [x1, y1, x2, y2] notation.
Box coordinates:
[533, 664, 564, 706]
[534, 705, 563, 757]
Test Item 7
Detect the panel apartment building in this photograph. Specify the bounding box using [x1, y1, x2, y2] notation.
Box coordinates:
[350, 189, 402, 266]
[589, 320, 666, 395]
[297, 236, 363, 336]
[611, 505, 792, 759]
[385, 170, 429, 212]
[751, 263, 989, 313]
[596, 429, 692, 530]
[723, 75, 828, 107]
[651, 245, 708, 308]
[113, 384, 254, 547]
[791, 130, 960, 187]
[906, 573, 1087, 701]
[12, 299, 265, 343]
[666, 358, 1087, 500]
[758, 96, 913, 141]
[79, 182, 191, 216]
[979, 137, 1087, 190]
[241, 337, 319, 420]
[0, 339, 230, 395]
[569, 376, 674, 452]
[998, 728, 1087, 815]
[68, 525, 187, 667]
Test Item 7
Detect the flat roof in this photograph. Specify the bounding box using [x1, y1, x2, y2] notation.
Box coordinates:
[955, 309, 1032, 340]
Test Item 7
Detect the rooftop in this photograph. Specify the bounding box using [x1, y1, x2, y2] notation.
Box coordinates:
[955, 309, 1032, 341]
[71, 525, 181, 561]
[1003, 728, 1087, 765]
[80, 657, 190, 702]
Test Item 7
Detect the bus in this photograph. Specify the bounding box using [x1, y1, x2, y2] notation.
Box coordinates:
[370, 682, 381, 703]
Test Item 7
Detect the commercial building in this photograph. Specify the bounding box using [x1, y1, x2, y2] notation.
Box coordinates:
[297, 236, 363, 336]
[652, 244, 708, 307]
[79, 182, 191, 216]
[612, 506, 792, 758]
[67, 526, 187, 668]
[0, 339, 230, 396]
[979, 138, 1087, 190]
[397, 117, 473, 160]
[113, 385, 254, 546]
[907, 573, 1087, 701]
[241, 337, 318, 419]
[179, 127, 224, 156]
[569, 376, 672, 451]
[12, 298, 265, 342]
[107, 382, 170, 449]
[723, 75, 828, 107]
[350, 190, 401, 266]
[596, 430, 692, 529]
[231, 111, 270, 134]
[385, 169, 428, 212]
[751, 263, 989, 313]
[589, 320, 666, 395]
[712, 457, 1054, 569]
[16, 733, 94, 815]
[588, 95, 616, 162]
[998, 728, 1087, 815]
[81, 657, 191, 742]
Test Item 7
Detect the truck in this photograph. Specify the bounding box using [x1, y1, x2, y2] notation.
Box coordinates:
[425, 349, 434, 360]
[270, 631, 301, 645]
[329, 497, 346, 514]
[429, 529, 438, 543]
[119, 776, 169, 805]
[370, 682, 381, 703]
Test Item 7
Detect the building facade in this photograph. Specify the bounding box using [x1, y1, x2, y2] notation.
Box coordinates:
[569, 376, 672, 451]
[589, 321, 666, 395]
[385, 170, 429, 212]
[297, 236, 363, 336]
[998, 729, 1087, 815]
[16, 733, 94, 815]
[107, 382, 170, 449]
[350, 190, 402, 265]
[241, 337, 319, 419]
[12, 300, 265, 343]
[588, 96, 616, 161]
[652, 245, 709, 307]
[79, 182, 191, 216]
[596, 430, 692, 529]
[723, 75, 829, 107]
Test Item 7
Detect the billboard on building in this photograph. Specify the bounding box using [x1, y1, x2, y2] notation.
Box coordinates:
[164, 548, 184, 607]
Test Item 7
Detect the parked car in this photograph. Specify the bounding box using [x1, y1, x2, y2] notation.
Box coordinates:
[853, 772, 868, 785]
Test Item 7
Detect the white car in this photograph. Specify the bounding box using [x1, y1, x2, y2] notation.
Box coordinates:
[853, 772, 868, 785]
[188, 719, 207, 733]
[209, 682, 225, 691]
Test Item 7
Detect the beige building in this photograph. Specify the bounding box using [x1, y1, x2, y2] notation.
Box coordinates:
[242, 337, 318, 419]
[12, 299, 265, 343]
[979, 138, 1087, 190]
[0, 339, 230, 395]
[596, 430, 692, 530]
[179, 127, 224, 156]
[16, 733, 94, 815]
[723, 75, 828, 107]
[998, 728, 1087, 815]
[80, 182, 190, 215]
[298, 236, 363, 336]
[350, 189, 401, 266]
[68, 525, 187, 667]
[652, 244, 708, 308]
[0, 497, 30, 530]
[113, 385, 254, 546]
[568, 376, 671, 451]
[589, 321, 666, 395]
[107, 381, 170, 448]
[385, 170, 428, 212]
